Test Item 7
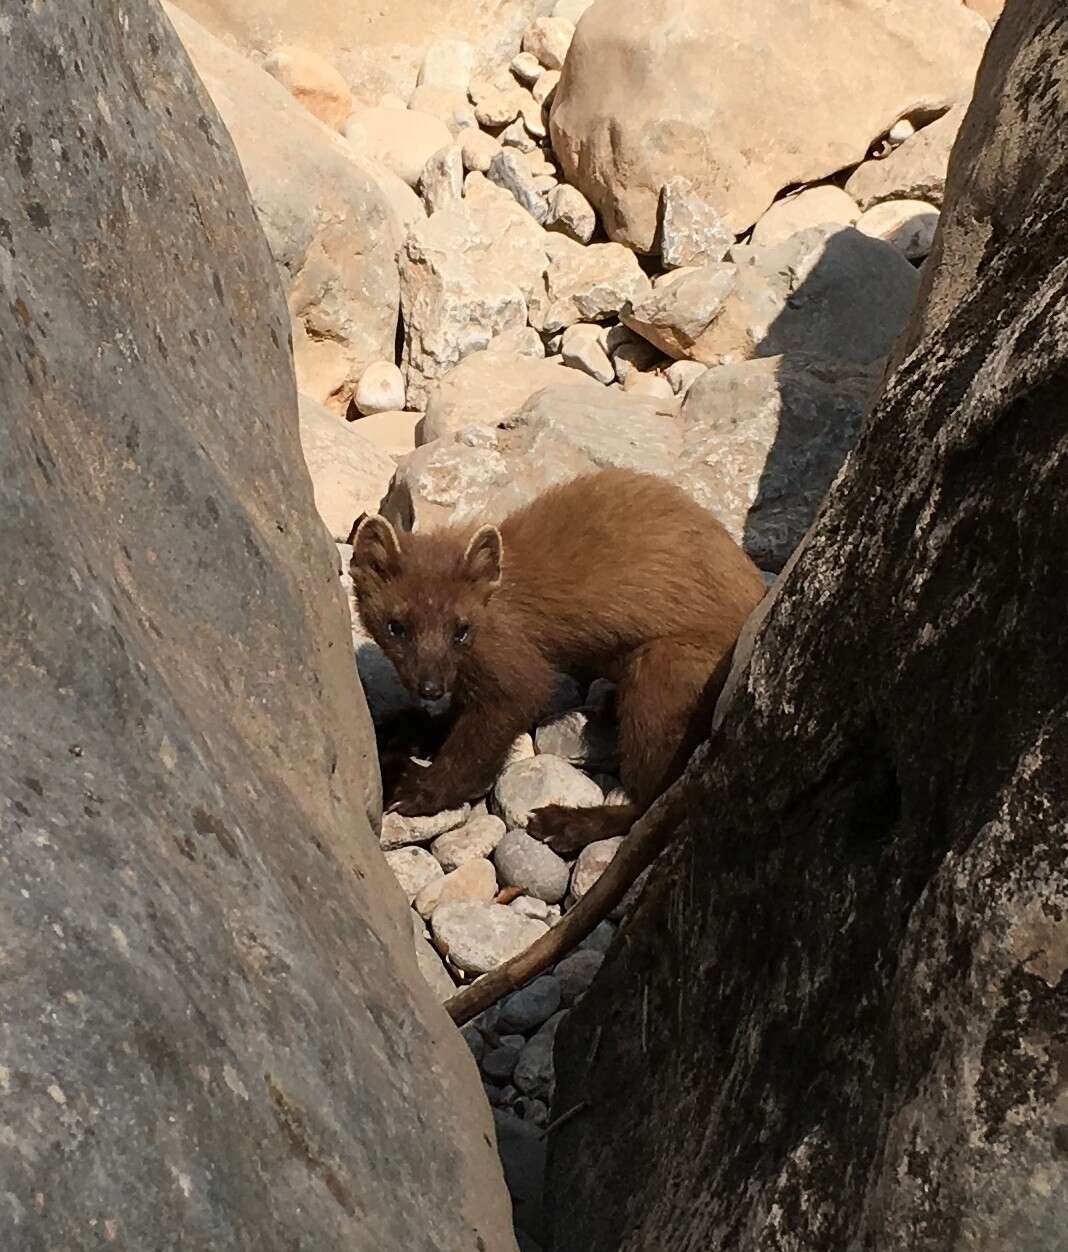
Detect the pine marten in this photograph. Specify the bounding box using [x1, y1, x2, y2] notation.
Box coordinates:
[350, 468, 765, 854]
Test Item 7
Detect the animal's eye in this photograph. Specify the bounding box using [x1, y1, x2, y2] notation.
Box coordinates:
[386, 620, 407, 639]
[453, 623, 470, 645]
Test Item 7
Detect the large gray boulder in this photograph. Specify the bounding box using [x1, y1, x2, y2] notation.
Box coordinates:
[546, 5, 1068, 1248]
[0, 4, 515, 1248]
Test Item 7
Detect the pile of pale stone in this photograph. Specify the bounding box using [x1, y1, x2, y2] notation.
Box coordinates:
[338, 0, 957, 423]
[298, 0, 979, 585]
[166, 0, 988, 560]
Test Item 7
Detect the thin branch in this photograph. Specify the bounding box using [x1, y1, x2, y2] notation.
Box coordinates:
[539, 1100, 589, 1140]
[443, 784, 689, 1026]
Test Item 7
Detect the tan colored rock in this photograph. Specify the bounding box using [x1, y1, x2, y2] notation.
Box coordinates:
[432, 814, 508, 872]
[622, 371, 675, 403]
[523, 15, 575, 70]
[560, 323, 614, 384]
[607, 324, 664, 381]
[550, 0, 988, 248]
[414, 858, 499, 920]
[660, 176, 733, 268]
[523, 149, 558, 179]
[518, 92, 548, 139]
[298, 395, 396, 540]
[512, 51, 544, 85]
[750, 184, 861, 249]
[407, 85, 478, 135]
[546, 183, 596, 242]
[421, 348, 600, 443]
[570, 838, 623, 901]
[533, 68, 561, 106]
[380, 806, 472, 851]
[488, 148, 549, 223]
[469, 77, 530, 128]
[460, 128, 502, 173]
[411, 911, 458, 1000]
[420, 144, 465, 215]
[888, 118, 917, 145]
[652, 265, 699, 289]
[856, 200, 939, 261]
[432, 904, 548, 974]
[165, 5, 402, 414]
[172, 0, 562, 103]
[343, 105, 453, 188]
[965, 0, 1001, 22]
[500, 118, 539, 154]
[621, 263, 740, 362]
[385, 846, 445, 903]
[533, 236, 650, 332]
[553, 0, 595, 21]
[665, 359, 708, 397]
[846, 104, 968, 210]
[263, 46, 353, 130]
[418, 38, 477, 94]
[399, 189, 552, 402]
[348, 410, 420, 459]
[624, 225, 919, 366]
[355, 362, 406, 415]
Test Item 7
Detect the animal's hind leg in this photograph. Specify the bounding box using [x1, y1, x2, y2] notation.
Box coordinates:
[527, 800, 640, 857]
[616, 632, 734, 808]
[527, 634, 733, 856]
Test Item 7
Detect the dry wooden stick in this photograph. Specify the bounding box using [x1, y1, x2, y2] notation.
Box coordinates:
[444, 784, 689, 1025]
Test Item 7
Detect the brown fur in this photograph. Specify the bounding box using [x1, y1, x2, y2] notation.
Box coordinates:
[351, 469, 765, 853]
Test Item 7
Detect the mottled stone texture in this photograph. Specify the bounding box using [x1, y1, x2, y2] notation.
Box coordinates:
[0, 4, 514, 1250]
[547, 6, 1068, 1250]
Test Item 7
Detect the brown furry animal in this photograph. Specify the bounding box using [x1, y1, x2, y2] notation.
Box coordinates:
[350, 469, 764, 854]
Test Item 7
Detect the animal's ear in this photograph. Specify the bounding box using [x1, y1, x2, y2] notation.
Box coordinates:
[351, 515, 402, 581]
[345, 512, 368, 547]
[462, 525, 503, 590]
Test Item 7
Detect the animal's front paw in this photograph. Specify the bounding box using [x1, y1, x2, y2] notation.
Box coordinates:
[387, 765, 462, 818]
[526, 804, 591, 857]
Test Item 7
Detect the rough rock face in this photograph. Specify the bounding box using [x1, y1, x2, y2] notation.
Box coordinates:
[0, 4, 514, 1248]
[172, 0, 556, 101]
[547, 6, 1068, 1248]
[894, 5, 1056, 366]
[165, 4, 404, 414]
[550, 0, 987, 248]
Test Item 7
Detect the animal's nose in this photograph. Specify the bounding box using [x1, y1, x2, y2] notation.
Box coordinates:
[419, 679, 444, 700]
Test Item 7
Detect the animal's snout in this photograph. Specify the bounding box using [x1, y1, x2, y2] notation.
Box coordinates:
[418, 679, 445, 701]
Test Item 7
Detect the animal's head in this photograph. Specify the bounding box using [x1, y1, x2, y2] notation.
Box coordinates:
[349, 514, 503, 712]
